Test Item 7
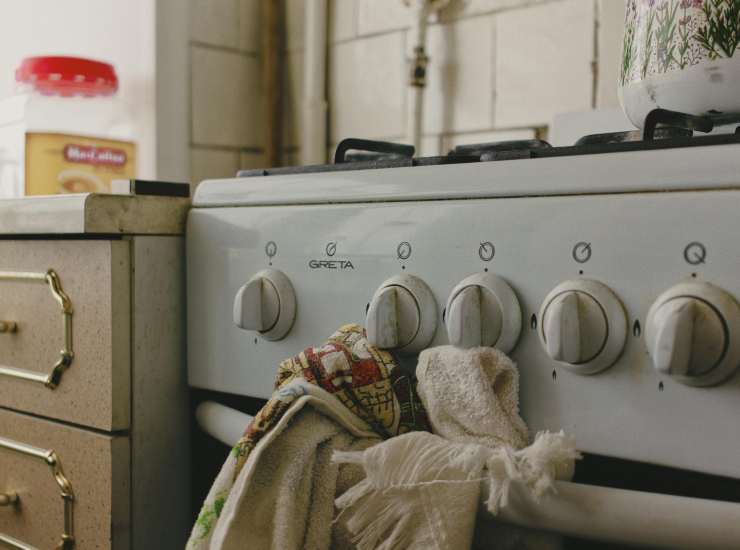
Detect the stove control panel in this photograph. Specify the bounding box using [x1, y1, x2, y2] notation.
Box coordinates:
[366, 274, 437, 353]
[445, 273, 521, 352]
[646, 282, 740, 386]
[188, 189, 740, 478]
[538, 280, 627, 375]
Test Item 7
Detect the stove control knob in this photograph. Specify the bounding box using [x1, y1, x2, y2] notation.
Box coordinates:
[366, 274, 438, 353]
[539, 279, 627, 374]
[445, 273, 522, 352]
[646, 282, 740, 386]
[233, 269, 296, 341]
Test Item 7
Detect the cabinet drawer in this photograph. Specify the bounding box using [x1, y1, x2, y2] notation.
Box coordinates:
[0, 240, 130, 431]
[0, 407, 130, 549]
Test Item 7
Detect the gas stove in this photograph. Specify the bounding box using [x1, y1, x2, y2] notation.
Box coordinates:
[187, 108, 740, 548]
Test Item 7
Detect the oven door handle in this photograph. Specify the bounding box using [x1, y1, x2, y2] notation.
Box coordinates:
[196, 401, 740, 549]
[489, 478, 740, 549]
[195, 401, 254, 447]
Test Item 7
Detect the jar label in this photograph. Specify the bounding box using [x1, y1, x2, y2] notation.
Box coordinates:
[25, 132, 136, 195]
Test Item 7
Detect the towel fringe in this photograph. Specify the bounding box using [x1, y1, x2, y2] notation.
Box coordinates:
[486, 430, 581, 514]
[334, 430, 581, 546]
[334, 432, 487, 550]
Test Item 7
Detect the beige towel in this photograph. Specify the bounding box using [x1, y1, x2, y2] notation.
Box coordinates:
[187, 325, 431, 550]
[333, 346, 580, 550]
[214, 401, 375, 549]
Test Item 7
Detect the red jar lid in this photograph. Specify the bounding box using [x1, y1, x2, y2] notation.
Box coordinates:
[15, 56, 118, 97]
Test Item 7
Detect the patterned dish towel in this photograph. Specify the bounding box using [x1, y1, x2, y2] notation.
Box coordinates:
[186, 325, 430, 550]
[333, 345, 581, 550]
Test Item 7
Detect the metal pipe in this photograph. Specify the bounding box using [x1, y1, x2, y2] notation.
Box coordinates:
[405, 0, 449, 153]
[301, 0, 328, 166]
[262, 0, 284, 167]
[407, 2, 431, 153]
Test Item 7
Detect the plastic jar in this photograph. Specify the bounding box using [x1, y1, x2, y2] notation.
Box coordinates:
[0, 56, 136, 197]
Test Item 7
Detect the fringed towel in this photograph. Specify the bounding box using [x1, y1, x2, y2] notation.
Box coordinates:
[333, 346, 580, 550]
[187, 325, 430, 550]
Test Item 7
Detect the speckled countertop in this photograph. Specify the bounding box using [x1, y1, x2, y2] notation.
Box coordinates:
[0, 193, 190, 235]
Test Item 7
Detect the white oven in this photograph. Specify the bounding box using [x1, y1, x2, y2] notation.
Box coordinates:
[187, 128, 740, 549]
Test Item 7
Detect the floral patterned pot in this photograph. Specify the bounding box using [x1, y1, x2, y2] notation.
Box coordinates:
[619, 0, 740, 128]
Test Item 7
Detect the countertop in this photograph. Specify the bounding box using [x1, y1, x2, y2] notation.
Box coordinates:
[0, 193, 190, 235]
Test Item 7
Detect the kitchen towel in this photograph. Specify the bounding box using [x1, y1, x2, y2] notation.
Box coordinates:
[333, 345, 580, 550]
[186, 324, 430, 550]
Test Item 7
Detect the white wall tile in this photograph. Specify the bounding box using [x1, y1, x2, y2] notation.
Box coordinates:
[239, 151, 266, 170]
[190, 0, 240, 49]
[191, 46, 261, 147]
[190, 148, 239, 186]
[330, 0, 357, 42]
[596, 0, 625, 108]
[438, 0, 548, 22]
[549, 108, 633, 146]
[357, 0, 413, 36]
[282, 51, 304, 148]
[495, 0, 596, 127]
[329, 32, 406, 141]
[422, 15, 495, 134]
[441, 128, 536, 152]
[239, 0, 261, 53]
[281, 149, 302, 166]
[420, 135, 441, 156]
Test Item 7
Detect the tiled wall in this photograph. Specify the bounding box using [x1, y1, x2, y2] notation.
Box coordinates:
[189, 0, 265, 184]
[189, 0, 626, 183]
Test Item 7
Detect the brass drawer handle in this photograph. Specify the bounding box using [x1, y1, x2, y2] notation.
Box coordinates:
[0, 435, 75, 550]
[0, 492, 18, 506]
[0, 270, 74, 389]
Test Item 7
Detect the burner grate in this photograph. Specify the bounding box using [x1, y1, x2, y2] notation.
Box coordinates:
[235, 109, 740, 179]
[334, 138, 414, 163]
[643, 108, 740, 140]
[576, 127, 691, 146]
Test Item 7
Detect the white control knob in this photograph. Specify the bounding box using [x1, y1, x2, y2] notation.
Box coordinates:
[233, 269, 296, 341]
[646, 282, 740, 386]
[445, 273, 522, 352]
[366, 274, 437, 353]
[539, 279, 627, 374]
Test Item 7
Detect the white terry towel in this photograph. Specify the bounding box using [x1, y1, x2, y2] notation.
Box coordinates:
[416, 345, 529, 450]
[333, 346, 580, 550]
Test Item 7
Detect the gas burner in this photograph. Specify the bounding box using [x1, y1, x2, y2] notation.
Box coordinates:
[576, 127, 692, 146]
[450, 139, 551, 160]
